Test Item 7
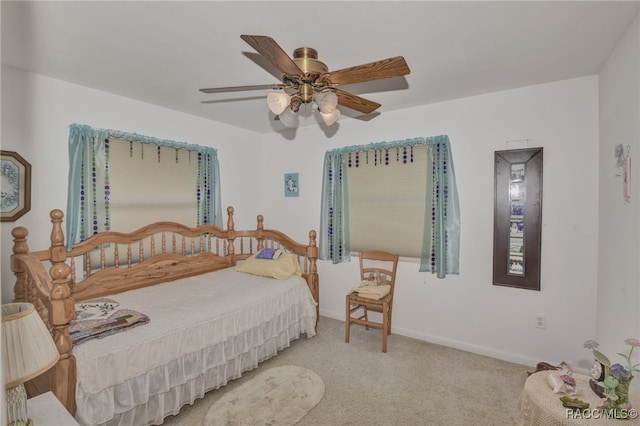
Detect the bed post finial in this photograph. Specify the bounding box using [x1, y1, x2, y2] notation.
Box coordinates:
[256, 215, 264, 250]
[226, 206, 235, 262]
[226, 206, 234, 231]
[307, 229, 319, 331]
[11, 227, 30, 303]
[11, 226, 29, 255]
[47, 209, 78, 415]
[50, 209, 66, 262]
[307, 230, 318, 271]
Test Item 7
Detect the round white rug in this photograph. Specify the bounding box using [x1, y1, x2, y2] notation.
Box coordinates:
[204, 365, 325, 426]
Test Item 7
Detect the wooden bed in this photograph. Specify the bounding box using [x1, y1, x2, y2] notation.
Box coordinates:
[10, 206, 319, 425]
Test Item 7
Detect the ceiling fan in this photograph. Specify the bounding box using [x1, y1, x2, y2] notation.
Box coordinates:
[199, 35, 411, 127]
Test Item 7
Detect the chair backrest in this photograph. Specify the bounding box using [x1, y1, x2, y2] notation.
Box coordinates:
[359, 250, 400, 295]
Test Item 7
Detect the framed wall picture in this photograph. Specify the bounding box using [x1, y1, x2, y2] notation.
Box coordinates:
[493, 148, 543, 290]
[1, 150, 32, 222]
[284, 172, 299, 197]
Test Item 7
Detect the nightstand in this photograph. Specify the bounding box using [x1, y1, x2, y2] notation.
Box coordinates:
[27, 392, 79, 426]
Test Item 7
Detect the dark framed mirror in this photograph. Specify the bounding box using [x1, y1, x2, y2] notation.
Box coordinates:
[493, 148, 543, 290]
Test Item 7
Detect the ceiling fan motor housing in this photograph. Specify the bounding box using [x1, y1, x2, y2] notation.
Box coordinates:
[291, 47, 330, 104]
[292, 47, 328, 74]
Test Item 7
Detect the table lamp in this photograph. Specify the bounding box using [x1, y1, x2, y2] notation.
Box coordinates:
[2, 303, 60, 426]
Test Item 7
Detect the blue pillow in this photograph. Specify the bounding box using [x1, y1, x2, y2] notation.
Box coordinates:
[256, 247, 279, 259]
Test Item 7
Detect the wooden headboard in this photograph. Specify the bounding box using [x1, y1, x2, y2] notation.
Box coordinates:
[10, 206, 319, 415]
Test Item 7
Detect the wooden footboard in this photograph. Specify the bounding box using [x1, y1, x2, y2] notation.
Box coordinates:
[11, 206, 319, 416]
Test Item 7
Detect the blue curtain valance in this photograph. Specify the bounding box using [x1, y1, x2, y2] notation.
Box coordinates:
[331, 136, 435, 155]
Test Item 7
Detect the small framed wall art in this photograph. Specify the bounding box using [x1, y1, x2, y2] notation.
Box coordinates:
[493, 147, 543, 290]
[1, 150, 32, 222]
[284, 172, 299, 197]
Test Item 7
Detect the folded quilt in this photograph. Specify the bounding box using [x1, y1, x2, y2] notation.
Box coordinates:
[355, 284, 391, 300]
[69, 298, 149, 345]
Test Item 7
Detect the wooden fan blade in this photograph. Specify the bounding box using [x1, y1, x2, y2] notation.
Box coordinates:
[240, 35, 303, 77]
[335, 89, 381, 114]
[326, 56, 410, 86]
[200, 84, 286, 94]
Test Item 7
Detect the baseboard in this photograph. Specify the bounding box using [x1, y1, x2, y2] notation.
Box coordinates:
[321, 309, 589, 376]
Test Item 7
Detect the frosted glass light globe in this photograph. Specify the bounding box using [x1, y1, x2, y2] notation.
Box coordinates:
[314, 91, 338, 114]
[267, 92, 291, 115]
[320, 108, 340, 126]
[279, 107, 299, 127]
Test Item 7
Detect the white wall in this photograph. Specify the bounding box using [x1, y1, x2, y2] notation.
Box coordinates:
[597, 15, 640, 395]
[0, 66, 265, 303]
[1, 40, 635, 381]
[260, 75, 602, 371]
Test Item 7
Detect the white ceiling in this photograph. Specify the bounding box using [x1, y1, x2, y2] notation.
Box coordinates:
[2, 1, 638, 134]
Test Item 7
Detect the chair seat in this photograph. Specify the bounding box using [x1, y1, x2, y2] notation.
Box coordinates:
[347, 291, 392, 306]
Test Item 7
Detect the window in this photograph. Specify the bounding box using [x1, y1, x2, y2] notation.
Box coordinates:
[347, 145, 427, 257]
[108, 138, 199, 231]
[66, 124, 221, 249]
[319, 135, 460, 277]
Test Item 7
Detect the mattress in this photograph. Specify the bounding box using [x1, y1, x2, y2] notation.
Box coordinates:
[71, 266, 317, 426]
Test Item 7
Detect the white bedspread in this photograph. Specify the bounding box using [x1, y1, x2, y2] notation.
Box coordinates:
[72, 267, 317, 426]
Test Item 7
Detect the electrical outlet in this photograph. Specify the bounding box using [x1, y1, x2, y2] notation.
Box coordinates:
[535, 313, 546, 329]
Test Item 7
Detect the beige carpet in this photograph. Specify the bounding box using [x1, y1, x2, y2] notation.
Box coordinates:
[203, 365, 324, 426]
[161, 316, 531, 425]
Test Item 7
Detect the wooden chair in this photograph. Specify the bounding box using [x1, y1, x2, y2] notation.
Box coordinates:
[345, 250, 399, 352]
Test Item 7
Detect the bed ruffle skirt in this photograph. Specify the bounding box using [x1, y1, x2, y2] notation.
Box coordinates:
[71, 269, 317, 426]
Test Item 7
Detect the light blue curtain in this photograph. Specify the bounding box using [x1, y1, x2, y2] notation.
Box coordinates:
[319, 150, 350, 263]
[420, 136, 460, 277]
[319, 135, 460, 277]
[66, 124, 222, 250]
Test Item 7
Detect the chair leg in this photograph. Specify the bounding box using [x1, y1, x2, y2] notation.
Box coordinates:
[387, 302, 393, 335]
[382, 301, 389, 353]
[364, 306, 369, 330]
[345, 296, 351, 343]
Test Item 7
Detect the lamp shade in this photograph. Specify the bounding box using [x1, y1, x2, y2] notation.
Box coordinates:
[267, 92, 291, 115]
[2, 303, 59, 389]
[314, 91, 338, 114]
[320, 109, 341, 126]
[279, 107, 299, 128]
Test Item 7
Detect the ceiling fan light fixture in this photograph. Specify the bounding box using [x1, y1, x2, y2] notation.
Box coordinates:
[314, 91, 338, 114]
[320, 108, 341, 126]
[201, 35, 411, 131]
[279, 106, 299, 128]
[267, 92, 291, 115]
